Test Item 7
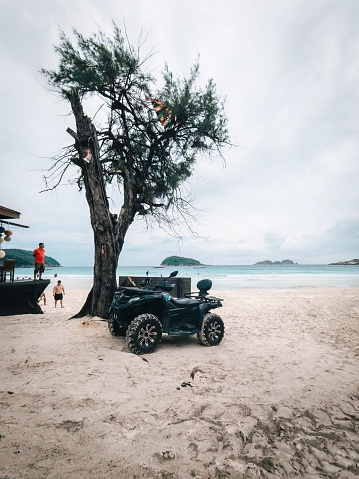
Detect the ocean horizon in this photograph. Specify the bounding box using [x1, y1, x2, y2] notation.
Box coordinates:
[14, 264, 359, 290]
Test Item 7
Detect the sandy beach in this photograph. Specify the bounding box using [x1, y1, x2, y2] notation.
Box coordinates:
[1, 288, 359, 478]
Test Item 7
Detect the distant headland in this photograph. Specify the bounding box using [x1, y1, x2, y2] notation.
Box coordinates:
[254, 259, 296, 265]
[329, 259, 359, 265]
[160, 256, 203, 266]
[0, 249, 61, 268]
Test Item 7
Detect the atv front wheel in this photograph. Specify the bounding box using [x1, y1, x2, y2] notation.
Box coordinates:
[126, 314, 162, 355]
[198, 313, 225, 346]
[108, 311, 127, 337]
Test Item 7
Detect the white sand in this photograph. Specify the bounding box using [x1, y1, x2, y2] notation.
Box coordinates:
[1, 288, 359, 478]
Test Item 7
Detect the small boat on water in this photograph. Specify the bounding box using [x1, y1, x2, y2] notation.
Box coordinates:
[153, 265, 164, 268]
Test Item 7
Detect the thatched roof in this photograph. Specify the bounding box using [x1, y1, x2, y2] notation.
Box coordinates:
[0, 206, 21, 220]
[0, 206, 29, 228]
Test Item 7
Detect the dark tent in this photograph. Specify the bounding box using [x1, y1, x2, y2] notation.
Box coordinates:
[0, 280, 50, 316]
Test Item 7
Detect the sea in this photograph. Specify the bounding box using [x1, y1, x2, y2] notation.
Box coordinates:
[14, 264, 359, 291]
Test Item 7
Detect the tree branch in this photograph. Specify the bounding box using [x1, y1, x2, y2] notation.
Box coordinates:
[66, 127, 79, 142]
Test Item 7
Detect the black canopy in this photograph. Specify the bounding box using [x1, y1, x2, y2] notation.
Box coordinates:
[0, 280, 50, 316]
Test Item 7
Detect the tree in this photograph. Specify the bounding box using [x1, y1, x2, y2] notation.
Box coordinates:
[41, 24, 230, 318]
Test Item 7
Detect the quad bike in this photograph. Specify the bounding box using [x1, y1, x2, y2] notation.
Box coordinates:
[108, 271, 225, 355]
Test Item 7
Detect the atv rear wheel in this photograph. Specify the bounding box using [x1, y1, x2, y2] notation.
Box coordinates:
[108, 311, 127, 337]
[198, 313, 225, 346]
[126, 314, 162, 355]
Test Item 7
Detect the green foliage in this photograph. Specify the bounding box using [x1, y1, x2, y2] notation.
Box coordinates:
[42, 25, 151, 98]
[42, 23, 230, 226]
[254, 260, 295, 265]
[1, 249, 61, 268]
[329, 259, 359, 265]
[161, 255, 201, 266]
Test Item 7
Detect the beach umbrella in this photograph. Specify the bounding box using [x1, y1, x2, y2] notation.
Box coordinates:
[4, 236, 11, 242]
[0, 250, 5, 258]
[0, 226, 5, 234]
[4, 230, 12, 236]
[0, 237, 4, 243]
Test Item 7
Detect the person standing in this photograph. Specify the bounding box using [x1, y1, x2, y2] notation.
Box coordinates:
[33, 242, 45, 280]
[53, 280, 65, 308]
[37, 292, 46, 305]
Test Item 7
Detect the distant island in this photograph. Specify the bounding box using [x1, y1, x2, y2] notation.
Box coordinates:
[254, 259, 296, 265]
[161, 255, 203, 266]
[0, 249, 61, 268]
[329, 259, 359, 265]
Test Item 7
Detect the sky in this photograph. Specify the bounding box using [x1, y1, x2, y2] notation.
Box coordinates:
[0, 0, 358, 266]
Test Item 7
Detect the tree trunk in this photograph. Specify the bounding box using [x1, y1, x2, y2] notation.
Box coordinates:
[66, 89, 117, 318]
[71, 288, 93, 319]
[66, 89, 136, 319]
[92, 227, 118, 317]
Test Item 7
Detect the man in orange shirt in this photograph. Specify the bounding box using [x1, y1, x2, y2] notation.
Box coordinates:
[33, 242, 45, 280]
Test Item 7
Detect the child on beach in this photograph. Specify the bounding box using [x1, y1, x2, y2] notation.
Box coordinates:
[53, 280, 65, 308]
[37, 292, 46, 305]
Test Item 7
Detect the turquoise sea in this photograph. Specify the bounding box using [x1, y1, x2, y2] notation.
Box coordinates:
[14, 264, 359, 290]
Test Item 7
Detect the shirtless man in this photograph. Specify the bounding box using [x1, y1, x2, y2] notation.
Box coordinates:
[53, 280, 65, 308]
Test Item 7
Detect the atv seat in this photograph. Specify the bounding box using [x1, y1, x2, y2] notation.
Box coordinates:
[170, 297, 200, 307]
[119, 286, 160, 296]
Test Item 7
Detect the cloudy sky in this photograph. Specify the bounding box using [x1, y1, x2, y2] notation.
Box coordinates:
[1, 0, 358, 266]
